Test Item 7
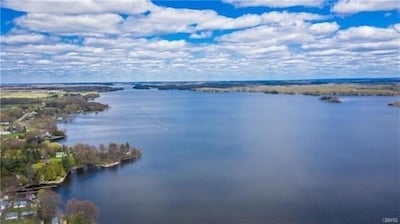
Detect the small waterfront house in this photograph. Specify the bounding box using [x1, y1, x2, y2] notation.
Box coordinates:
[55, 152, 66, 158]
[26, 193, 36, 200]
[5, 212, 18, 220]
[13, 200, 28, 208]
[0, 200, 8, 210]
[21, 210, 37, 217]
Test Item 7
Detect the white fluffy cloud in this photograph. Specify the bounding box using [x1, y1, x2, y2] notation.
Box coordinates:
[121, 10, 325, 37]
[2, 0, 155, 15]
[1, 0, 399, 82]
[309, 22, 339, 35]
[223, 0, 324, 8]
[302, 25, 400, 57]
[217, 20, 337, 45]
[190, 31, 213, 39]
[335, 26, 399, 42]
[15, 13, 123, 35]
[6, 0, 328, 37]
[2, 23, 398, 82]
[1, 34, 46, 44]
[332, 0, 400, 14]
[11, 7, 326, 38]
[121, 7, 264, 37]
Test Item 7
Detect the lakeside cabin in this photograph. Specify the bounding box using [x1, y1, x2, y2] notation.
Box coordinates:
[55, 152, 66, 158]
[5, 212, 18, 220]
[13, 200, 27, 208]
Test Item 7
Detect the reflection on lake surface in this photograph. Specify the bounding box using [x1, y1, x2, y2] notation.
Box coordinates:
[57, 87, 400, 224]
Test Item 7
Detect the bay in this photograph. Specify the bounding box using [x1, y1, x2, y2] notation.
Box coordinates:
[57, 87, 400, 224]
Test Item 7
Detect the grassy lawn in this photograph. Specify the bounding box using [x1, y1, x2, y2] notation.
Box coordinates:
[2, 217, 40, 224]
[48, 157, 62, 163]
[2, 206, 38, 224]
[32, 163, 44, 169]
[1, 132, 22, 138]
[0, 90, 51, 99]
[8, 206, 37, 214]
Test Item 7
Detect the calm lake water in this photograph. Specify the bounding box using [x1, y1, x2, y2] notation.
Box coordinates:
[57, 87, 400, 224]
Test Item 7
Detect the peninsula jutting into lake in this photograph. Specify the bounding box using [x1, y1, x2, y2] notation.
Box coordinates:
[1, 0, 400, 223]
[0, 85, 143, 223]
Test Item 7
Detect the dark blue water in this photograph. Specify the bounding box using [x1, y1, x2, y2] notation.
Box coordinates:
[57, 87, 400, 224]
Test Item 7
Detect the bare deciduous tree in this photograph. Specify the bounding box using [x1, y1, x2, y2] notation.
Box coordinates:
[66, 199, 99, 224]
[37, 189, 62, 223]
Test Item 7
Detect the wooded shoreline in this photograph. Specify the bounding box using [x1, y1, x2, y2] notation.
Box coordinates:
[9, 153, 142, 194]
[1, 85, 143, 193]
[133, 82, 400, 96]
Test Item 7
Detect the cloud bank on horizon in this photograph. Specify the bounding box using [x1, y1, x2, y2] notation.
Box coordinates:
[1, 0, 399, 83]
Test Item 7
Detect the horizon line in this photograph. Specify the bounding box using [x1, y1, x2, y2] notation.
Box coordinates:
[1, 77, 399, 86]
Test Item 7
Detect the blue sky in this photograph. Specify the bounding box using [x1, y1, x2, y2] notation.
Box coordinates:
[1, 0, 399, 83]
